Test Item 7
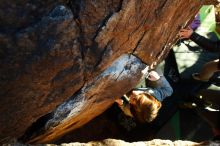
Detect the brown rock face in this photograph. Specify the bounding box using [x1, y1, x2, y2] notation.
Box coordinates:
[0, 4, 84, 143]
[0, 0, 207, 144]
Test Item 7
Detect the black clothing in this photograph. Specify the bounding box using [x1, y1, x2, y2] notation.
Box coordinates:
[190, 32, 220, 135]
[191, 32, 220, 52]
[190, 32, 220, 69]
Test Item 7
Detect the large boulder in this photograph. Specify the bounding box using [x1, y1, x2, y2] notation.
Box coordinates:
[0, 4, 84, 143]
[25, 54, 145, 143]
[0, 0, 207, 144]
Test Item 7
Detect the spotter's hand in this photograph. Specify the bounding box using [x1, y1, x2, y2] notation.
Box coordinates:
[179, 27, 193, 39]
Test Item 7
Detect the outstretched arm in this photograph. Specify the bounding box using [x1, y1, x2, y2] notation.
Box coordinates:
[179, 28, 220, 52]
[190, 32, 220, 52]
[148, 75, 173, 101]
[134, 71, 173, 101]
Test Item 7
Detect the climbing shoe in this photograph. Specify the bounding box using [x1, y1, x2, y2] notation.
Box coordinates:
[192, 73, 209, 82]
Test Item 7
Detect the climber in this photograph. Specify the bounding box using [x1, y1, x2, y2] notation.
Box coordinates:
[115, 66, 173, 123]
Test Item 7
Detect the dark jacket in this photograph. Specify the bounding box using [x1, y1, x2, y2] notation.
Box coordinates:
[190, 32, 220, 68]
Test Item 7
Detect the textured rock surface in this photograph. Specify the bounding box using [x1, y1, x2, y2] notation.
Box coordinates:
[25, 54, 145, 143]
[0, 4, 84, 143]
[4, 138, 211, 146]
[0, 0, 207, 144]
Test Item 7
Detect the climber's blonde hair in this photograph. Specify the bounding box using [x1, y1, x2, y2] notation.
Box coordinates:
[129, 92, 161, 123]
